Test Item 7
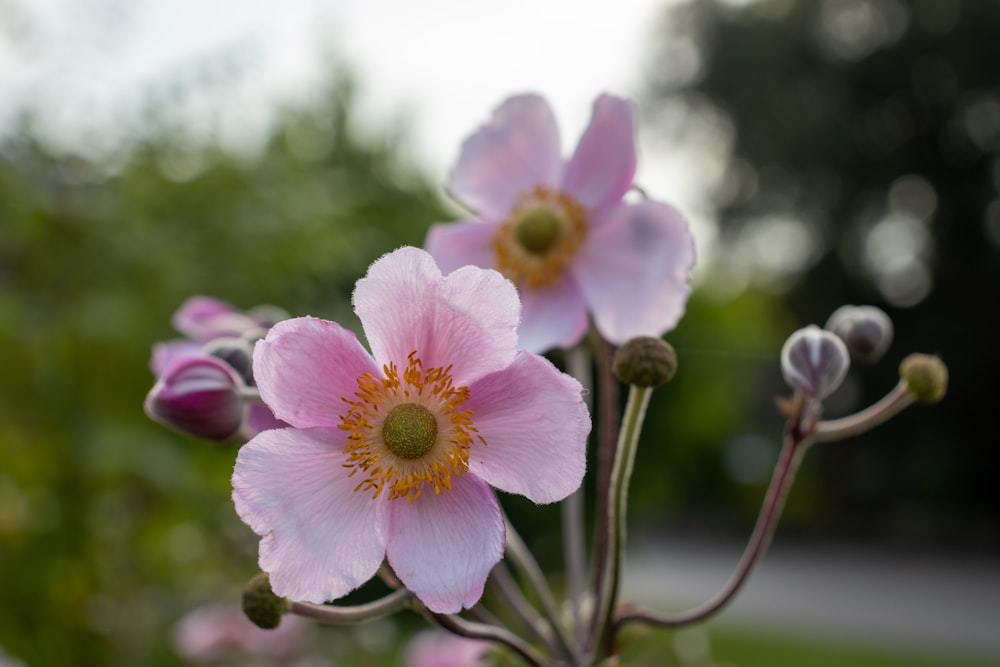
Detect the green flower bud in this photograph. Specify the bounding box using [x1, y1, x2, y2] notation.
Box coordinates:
[242, 573, 287, 629]
[613, 337, 678, 388]
[899, 354, 948, 404]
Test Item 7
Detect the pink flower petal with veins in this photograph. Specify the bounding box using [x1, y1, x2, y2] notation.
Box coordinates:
[386, 474, 504, 614]
[253, 318, 379, 429]
[233, 427, 387, 604]
[466, 351, 589, 504]
[353, 247, 519, 386]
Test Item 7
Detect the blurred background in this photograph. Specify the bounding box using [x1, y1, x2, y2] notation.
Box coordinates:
[1, 0, 997, 665]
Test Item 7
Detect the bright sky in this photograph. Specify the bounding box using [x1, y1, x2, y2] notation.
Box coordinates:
[1, 0, 724, 270]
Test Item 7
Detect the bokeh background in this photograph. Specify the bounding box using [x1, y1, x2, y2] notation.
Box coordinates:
[1, 0, 997, 666]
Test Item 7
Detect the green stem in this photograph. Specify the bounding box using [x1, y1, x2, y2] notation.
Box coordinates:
[286, 588, 413, 624]
[505, 515, 580, 664]
[563, 343, 593, 641]
[588, 384, 652, 658]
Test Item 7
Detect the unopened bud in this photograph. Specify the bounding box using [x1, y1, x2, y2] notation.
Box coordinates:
[825, 305, 894, 363]
[613, 336, 678, 388]
[899, 354, 948, 404]
[144, 355, 245, 441]
[242, 573, 287, 630]
[781, 326, 850, 399]
[204, 336, 255, 385]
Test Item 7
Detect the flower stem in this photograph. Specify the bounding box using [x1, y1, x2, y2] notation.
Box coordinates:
[286, 588, 413, 624]
[563, 343, 593, 640]
[589, 383, 652, 657]
[431, 613, 549, 667]
[614, 415, 808, 630]
[813, 381, 915, 443]
[489, 563, 558, 651]
[588, 332, 620, 647]
[505, 515, 580, 664]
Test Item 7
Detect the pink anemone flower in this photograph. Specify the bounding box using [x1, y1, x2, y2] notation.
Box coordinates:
[426, 92, 696, 353]
[232, 247, 590, 614]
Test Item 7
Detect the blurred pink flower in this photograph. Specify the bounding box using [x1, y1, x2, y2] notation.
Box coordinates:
[426, 93, 695, 353]
[232, 247, 590, 613]
[404, 631, 489, 667]
[173, 603, 311, 664]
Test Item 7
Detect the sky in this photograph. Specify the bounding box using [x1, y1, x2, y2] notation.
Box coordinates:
[0, 0, 728, 272]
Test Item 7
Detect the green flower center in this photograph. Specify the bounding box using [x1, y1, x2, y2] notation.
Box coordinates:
[381, 403, 438, 460]
[514, 207, 563, 255]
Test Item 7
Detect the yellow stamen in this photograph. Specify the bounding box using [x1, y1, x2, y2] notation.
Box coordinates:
[491, 186, 588, 289]
[339, 351, 484, 502]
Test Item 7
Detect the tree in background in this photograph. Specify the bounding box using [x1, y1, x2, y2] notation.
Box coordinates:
[643, 0, 999, 543]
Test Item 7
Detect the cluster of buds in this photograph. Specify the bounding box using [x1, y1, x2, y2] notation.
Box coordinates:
[144, 296, 288, 442]
[780, 304, 947, 441]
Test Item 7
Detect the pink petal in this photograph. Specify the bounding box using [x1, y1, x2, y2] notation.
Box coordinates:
[151, 339, 202, 376]
[253, 317, 380, 429]
[574, 200, 695, 345]
[561, 94, 637, 210]
[232, 427, 387, 604]
[466, 351, 589, 504]
[386, 474, 504, 614]
[353, 247, 519, 386]
[448, 93, 562, 218]
[424, 219, 499, 275]
[517, 274, 589, 353]
[173, 295, 260, 342]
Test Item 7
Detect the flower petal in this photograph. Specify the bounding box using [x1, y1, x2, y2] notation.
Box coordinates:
[386, 474, 504, 614]
[354, 247, 519, 385]
[424, 219, 498, 275]
[173, 295, 261, 342]
[466, 351, 589, 504]
[448, 93, 562, 218]
[517, 274, 589, 353]
[151, 339, 202, 376]
[561, 94, 637, 210]
[232, 427, 387, 604]
[254, 317, 379, 429]
[574, 200, 695, 344]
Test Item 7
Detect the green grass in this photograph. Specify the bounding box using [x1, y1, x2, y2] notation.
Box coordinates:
[617, 624, 999, 667]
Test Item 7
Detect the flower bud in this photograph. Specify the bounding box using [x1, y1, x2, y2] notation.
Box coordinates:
[204, 336, 256, 385]
[144, 356, 245, 441]
[613, 336, 678, 388]
[899, 354, 948, 404]
[242, 573, 287, 630]
[825, 305, 894, 363]
[781, 325, 850, 399]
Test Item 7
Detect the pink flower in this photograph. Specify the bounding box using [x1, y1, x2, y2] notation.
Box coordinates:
[172, 603, 311, 664]
[404, 631, 489, 667]
[426, 93, 696, 353]
[232, 247, 590, 614]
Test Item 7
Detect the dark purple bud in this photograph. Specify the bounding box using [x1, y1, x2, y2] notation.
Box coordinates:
[781, 326, 850, 399]
[145, 355, 244, 441]
[825, 305, 894, 363]
[204, 336, 255, 386]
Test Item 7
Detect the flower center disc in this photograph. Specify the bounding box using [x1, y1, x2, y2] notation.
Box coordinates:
[382, 402, 438, 459]
[491, 186, 588, 289]
[515, 207, 562, 255]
